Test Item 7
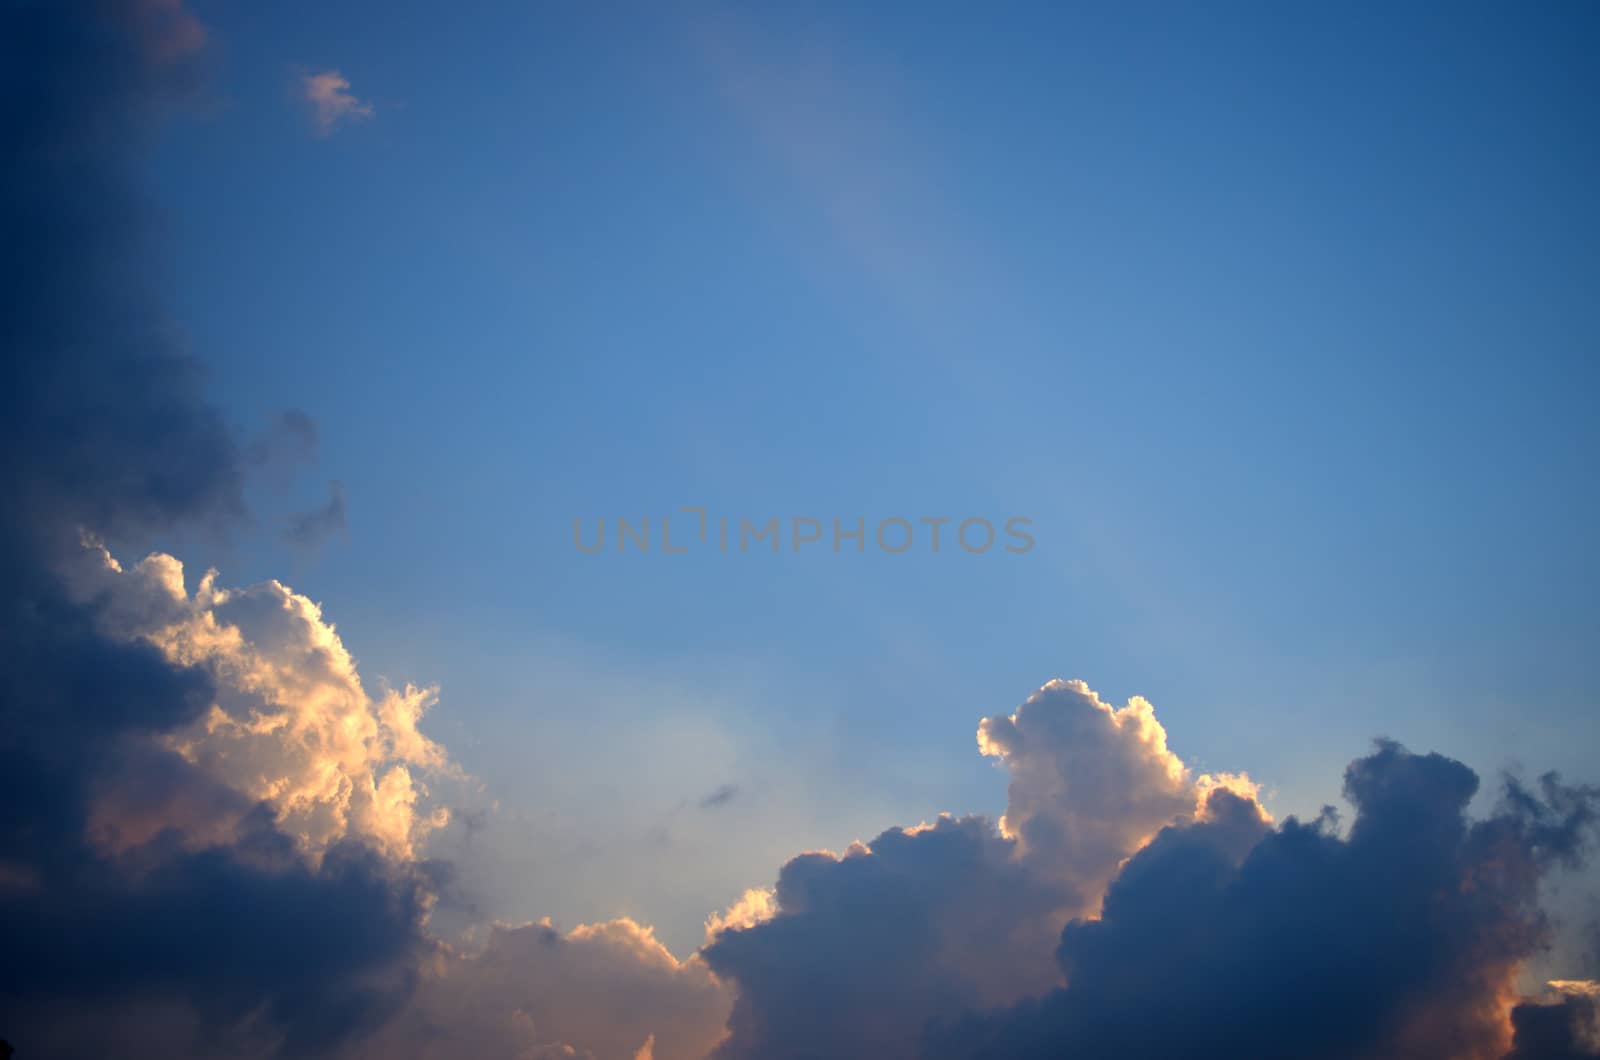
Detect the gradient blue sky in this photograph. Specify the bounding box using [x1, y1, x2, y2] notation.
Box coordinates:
[150, 1, 1597, 954]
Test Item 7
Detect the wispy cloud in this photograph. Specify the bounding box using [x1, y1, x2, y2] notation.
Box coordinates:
[698, 783, 740, 810]
[302, 69, 373, 136]
[283, 479, 347, 550]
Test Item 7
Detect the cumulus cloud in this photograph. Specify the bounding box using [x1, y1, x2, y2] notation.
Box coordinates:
[0, 3, 432, 1053]
[1, 12, 733, 1056]
[0, 4, 716, 1056]
[701, 679, 1266, 1059]
[701, 687, 1598, 1060]
[926, 743, 1599, 1060]
[978, 679, 1265, 906]
[303, 70, 373, 136]
[703, 815, 1070, 1059]
[64, 541, 453, 859]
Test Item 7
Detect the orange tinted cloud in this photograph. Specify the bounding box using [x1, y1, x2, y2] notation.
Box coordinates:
[303, 70, 373, 136]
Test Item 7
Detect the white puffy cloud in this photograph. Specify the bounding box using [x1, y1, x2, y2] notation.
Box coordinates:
[65, 541, 453, 859]
[978, 678, 1265, 910]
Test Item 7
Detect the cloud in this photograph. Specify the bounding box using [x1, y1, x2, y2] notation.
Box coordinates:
[302, 70, 373, 136]
[703, 888, 777, 943]
[349, 918, 732, 1060]
[700, 688, 1598, 1060]
[703, 815, 1071, 1059]
[2, 4, 242, 552]
[699, 783, 740, 810]
[0, 3, 433, 1053]
[978, 679, 1266, 906]
[245, 409, 320, 486]
[0, 12, 724, 1056]
[63, 540, 454, 860]
[927, 743, 1599, 1060]
[0, 538, 443, 1054]
[1506, 982, 1600, 1059]
[701, 680, 1265, 1059]
[0, 5, 720, 1057]
[283, 479, 348, 550]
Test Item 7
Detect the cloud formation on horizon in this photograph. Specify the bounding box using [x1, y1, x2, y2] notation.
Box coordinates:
[921, 744, 1599, 1059]
[699, 710, 1600, 1059]
[699, 680, 1268, 1059]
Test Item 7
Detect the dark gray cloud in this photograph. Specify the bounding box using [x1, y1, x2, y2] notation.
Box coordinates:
[703, 815, 1077, 1059]
[0, 3, 438, 1055]
[921, 743, 1598, 1060]
[1, 1, 240, 555]
[699, 680, 1265, 1060]
[701, 736, 1598, 1060]
[1505, 991, 1600, 1060]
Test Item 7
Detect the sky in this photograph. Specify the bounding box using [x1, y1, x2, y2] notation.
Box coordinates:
[4, 2, 1600, 1058]
[150, 0, 1600, 951]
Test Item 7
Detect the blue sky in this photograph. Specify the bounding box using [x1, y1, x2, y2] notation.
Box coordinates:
[146, 1, 1598, 955]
